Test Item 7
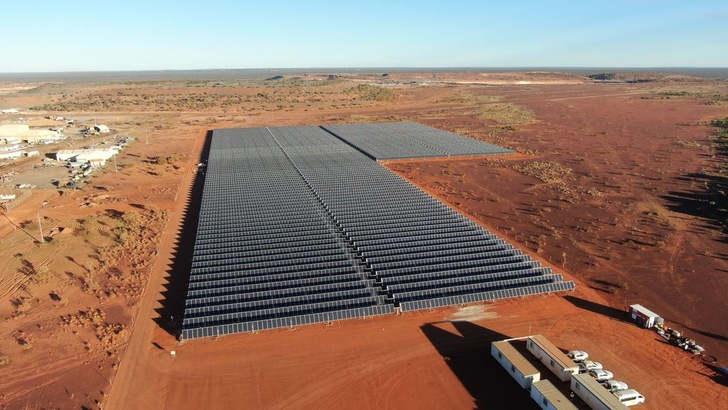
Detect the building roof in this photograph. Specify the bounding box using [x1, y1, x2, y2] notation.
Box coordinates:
[572, 373, 628, 409]
[0, 124, 30, 136]
[532, 380, 579, 410]
[529, 335, 578, 370]
[629, 304, 660, 318]
[493, 340, 540, 376]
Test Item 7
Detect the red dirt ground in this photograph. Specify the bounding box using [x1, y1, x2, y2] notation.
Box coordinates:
[389, 83, 728, 361]
[1, 74, 726, 409]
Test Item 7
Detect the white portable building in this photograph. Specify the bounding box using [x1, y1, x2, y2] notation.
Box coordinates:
[571, 373, 628, 410]
[491, 340, 541, 389]
[527, 335, 579, 382]
[531, 379, 578, 410]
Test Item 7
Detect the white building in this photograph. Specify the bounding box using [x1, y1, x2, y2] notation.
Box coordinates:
[491, 340, 541, 389]
[56, 150, 81, 161]
[531, 380, 578, 410]
[0, 124, 28, 137]
[2, 137, 23, 145]
[0, 150, 24, 160]
[56, 148, 117, 162]
[0, 124, 64, 143]
[527, 335, 580, 382]
[571, 373, 628, 410]
[94, 125, 111, 133]
[0, 143, 22, 151]
[628, 304, 663, 328]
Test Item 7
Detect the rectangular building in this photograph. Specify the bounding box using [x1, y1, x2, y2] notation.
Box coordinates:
[571, 373, 628, 410]
[491, 340, 541, 389]
[527, 335, 579, 382]
[629, 304, 663, 328]
[531, 379, 579, 410]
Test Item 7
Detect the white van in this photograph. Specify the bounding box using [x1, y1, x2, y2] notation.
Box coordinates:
[613, 389, 645, 406]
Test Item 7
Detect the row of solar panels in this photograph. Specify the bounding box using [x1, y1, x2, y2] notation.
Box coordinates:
[188, 271, 371, 299]
[399, 282, 576, 311]
[182, 305, 397, 340]
[181, 123, 573, 340]
[182, 127, 390, 338]
[288, 130, 571, 314]
[322, 122, 514, 160]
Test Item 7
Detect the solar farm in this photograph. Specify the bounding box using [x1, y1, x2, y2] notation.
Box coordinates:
[181, 123, 574, 339]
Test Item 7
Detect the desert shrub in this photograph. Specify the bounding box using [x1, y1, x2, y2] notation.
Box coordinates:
[0, 356, 9, 366]
[121, 210, 142, 227]
[34, 265, 51, 283]
[344, 84, 397, 102]
[477, 101, 536, 127]
[588, 73, 616, 81]
[111, 210, 142, 245]
[511, 161, 573, 183]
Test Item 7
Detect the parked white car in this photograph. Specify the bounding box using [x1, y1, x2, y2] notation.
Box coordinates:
[589, 369, 614, 382]
[613, 389, 645, 406]
[567, 350, 589, 362]
[578, 360, 603, 373]
[601, 380, 629, 392]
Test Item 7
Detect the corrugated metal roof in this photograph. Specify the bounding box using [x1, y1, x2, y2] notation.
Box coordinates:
[572, 373, 628, 409]
[532, 380, 579, 410]
[529, 334, 578, 370]
[493, 340, 539, 376]
[630, 304, 660, 318]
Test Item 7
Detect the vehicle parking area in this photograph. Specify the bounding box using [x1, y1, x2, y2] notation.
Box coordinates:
[9, 163, 73, 189]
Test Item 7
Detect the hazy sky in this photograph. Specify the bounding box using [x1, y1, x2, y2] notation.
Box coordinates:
[1, 0, 726, 72]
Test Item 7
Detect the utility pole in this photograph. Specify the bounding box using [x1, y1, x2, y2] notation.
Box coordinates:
[113, 155, 118, 173]
[37, 212, 44, 244]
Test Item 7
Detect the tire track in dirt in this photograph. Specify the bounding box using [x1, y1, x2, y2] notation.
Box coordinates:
[105, 130, 205, 409]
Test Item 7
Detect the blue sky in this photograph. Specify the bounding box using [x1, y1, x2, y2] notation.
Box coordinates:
[1, 0, 726, 72]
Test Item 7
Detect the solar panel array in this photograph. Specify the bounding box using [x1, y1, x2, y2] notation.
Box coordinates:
[322, 122, 514, 160]
[181, 123, 573, 339]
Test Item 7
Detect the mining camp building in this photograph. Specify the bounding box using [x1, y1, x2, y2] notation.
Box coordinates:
[527, 335, 580, 382]
[531, 379, 579, 410]
[491, 340, 541, 389]
[571, 373, 628, 410]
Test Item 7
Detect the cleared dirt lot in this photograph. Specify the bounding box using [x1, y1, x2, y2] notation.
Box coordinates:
[0, 72, 726, 409]
[389, 82, 728, 360]
[106, 287, 724, 410]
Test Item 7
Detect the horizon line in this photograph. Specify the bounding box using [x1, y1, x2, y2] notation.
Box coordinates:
[2, 66, 728, 76]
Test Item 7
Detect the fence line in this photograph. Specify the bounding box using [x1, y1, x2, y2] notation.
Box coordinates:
[2, 189, 34, 212]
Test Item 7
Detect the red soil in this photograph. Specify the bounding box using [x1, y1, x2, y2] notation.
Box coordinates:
[1, 76, 726, 409]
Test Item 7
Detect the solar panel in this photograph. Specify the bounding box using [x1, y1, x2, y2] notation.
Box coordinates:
[180, 123, 573, 340]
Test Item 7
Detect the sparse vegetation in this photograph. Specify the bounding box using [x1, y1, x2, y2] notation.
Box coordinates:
[344, 84, 398, 102]
[643, 90, 728, 104]
[27, 79, 396, 113]
[477, 100, 536, 126]
[12, 331, 32, 350]
[444, 93, 536, 128]
[152, 154, 183, 165]
[10, 297, 32, 318]
[61, 308, 127, 347]
[511, 161, 573, 184]
[17, 259, 51, 283]
[112, 210, 143, 245]
[588, 73, 617, 81]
